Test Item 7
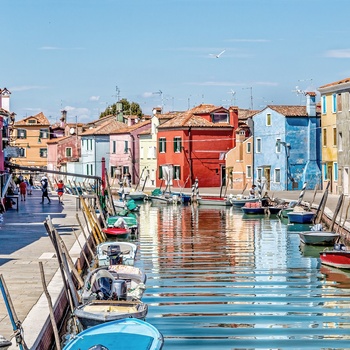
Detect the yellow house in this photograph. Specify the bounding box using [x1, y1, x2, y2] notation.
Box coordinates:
[318, 80, 341, 194]
[11, 112, 51, 170]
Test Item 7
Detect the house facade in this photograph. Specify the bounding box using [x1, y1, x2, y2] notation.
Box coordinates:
[318, 77, 350, 195]
[156, 104, 237, 189]
[252, 93, 322, 191]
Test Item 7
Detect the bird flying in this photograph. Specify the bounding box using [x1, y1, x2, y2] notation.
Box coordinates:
[210, 49, 226, 58]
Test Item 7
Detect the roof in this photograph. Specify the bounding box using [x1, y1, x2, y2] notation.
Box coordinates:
[266, 105, 308, 117]
[46, 136, 72, 144]
[81, 119, 126, 136]
[15, 112, 50, 126]
[110, 120, 151, 134]
[319, 77, 350, 89]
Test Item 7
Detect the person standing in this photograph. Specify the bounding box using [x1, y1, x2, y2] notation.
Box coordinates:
[249, 184, 257, 198]
[40, 176, 51, 204]
[28, 175, 33, 195]
[19, 180, 27, 201]
[56, 179, 64, 203]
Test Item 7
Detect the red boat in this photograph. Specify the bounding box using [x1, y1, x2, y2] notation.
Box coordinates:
[102, 227, 130, 239]
[319, 248, 350, 269]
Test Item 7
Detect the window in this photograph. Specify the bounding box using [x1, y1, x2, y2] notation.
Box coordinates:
[87, 164, 93, 175]
[339, 132, 343, 151]
[18, 147, 26, 157]
[333, 128, 337, 146]
[27, 119, 36, 124]
[276, 138, 281, 153]
[257, 168, 262, 181]
[112, 141, 116, 154]
[256, 138, 262, 153]
[323, 128, 327, 147]
[140, 147, 144, 159]
[322, 95, 326, 114]
[266, 113, 271, 126]
[174, 137, 182, 153]
[323, 163, 327, 181]
[124, 141, 129, 154]
[246, 142, 251, 153]
[159, 138, 166, 153]
[332, 94, 337, 113]
[39, 128, 49, 139]
[174, 165, 181, 180]
[39, 148, 47, 158]
[274, 168, 281, 183]
[246, 165, 252, 178]
[334, 162, 338, 181]
[65, 147, 72, 157]
[17, 129, 27, 139]
[211, 112, 229, 123]
[337, 93, 342, 112]
[158, 166, 163, 179]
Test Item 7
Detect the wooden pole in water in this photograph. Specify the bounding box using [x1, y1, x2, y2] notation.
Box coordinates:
[296, 181, 307, 206]
[39, 262, 61, 350]
[308, 184, 319, 210]
[76, 213, 95, 254]
[241, 183, 248, 195]
[315, 189, 328, 224]
[105, 169, 116, 216]
[329, 194, 344, 232]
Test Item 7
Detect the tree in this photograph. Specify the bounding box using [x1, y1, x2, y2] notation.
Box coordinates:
[99, 98, 143, 118]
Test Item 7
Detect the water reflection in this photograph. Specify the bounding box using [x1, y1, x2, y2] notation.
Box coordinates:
[136, 203, 350, 349]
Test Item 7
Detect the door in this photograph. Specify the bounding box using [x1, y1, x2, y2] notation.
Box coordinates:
[263, 167, 271, 191]
[221, 166, 226, 186]
[327, 165, 333, 193]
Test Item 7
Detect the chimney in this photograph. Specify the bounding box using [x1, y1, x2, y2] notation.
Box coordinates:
[60, 110, 67, 128]
[306, 92, 316, 117]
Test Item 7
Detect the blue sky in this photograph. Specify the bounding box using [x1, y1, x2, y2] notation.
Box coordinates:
[2, 0, 350, 123]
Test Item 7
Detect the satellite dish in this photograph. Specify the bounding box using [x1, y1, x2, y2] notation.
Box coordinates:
[69, 127, 75, 135]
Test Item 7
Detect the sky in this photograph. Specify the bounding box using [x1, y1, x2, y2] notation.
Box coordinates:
[2, 0, 350, 124]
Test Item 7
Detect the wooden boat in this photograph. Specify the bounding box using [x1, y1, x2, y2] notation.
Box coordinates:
[74, 299, 148, 329]
[0, 336, 11, 350]
[102, 227, 130, 239]
[231, 196, 260, 208]
[127, 190, 148, 201]
[81, 265, 147, 303]
[319, 245, 350, 269]
[287, 211, 315, 224]
[96, 241, 138, 267]
[63, 318, 164, 350]
[107, 215, 138, 229]
[197, 196, 233, 206]
[241, 202, 283, 215]
[299, 231, 339, 245]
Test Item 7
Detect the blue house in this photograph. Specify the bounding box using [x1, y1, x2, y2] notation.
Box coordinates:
[252, 92, 322, 191]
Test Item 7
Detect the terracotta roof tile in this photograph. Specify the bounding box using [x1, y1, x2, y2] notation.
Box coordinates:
[267, 105, 308, 117]
[81, 119, 126, 136]
[15, 112, 50, 125]
[111, 120, 151, 134]
[319, 77, 350, 89]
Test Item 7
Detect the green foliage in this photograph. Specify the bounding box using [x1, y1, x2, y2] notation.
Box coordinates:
[99, 98, 143, 118]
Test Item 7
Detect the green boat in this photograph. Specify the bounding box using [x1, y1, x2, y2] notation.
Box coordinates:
[107, 215, 138, 229]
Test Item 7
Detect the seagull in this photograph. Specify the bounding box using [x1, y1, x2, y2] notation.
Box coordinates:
[210, 49, 226, 58]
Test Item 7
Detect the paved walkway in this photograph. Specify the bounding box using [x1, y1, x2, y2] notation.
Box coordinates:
[0, 186, 347, 348]
[0, 189, 84, 349]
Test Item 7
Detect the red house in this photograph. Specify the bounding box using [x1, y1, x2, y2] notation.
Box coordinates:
[156, 104, 238, 188]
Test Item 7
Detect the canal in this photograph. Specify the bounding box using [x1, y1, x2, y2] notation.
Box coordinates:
[135, 202, 350, 350]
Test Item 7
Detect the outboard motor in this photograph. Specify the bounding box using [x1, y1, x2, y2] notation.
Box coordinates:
[96, 277, 113, 300]
[111, 279, 128, 300]
[107, 245, 123, 265]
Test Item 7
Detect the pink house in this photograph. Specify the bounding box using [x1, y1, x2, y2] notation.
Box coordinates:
[109, 120, 151, 185]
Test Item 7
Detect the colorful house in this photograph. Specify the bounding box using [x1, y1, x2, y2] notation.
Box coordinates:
[318, 77, 350, 194]
[156, 104, 238, 188]
[252, 93, 322, 191]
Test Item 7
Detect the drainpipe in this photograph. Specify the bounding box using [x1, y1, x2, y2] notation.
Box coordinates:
[131, 134, 135, 184]
[188, 127, 193, 187]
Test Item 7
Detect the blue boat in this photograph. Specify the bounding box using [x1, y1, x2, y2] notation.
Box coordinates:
[287, 211, 315, 224]
[63, 318, 164, 350]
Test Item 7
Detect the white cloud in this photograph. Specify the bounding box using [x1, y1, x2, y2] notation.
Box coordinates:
[10, 85, 48, 92]
[89, 96, 100, 101]
[142, 92, 155, 98]
[325, 49, 350, 58]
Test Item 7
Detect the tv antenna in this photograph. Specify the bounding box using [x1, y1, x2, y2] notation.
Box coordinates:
[152, 90, 163, 110]
[242, 87, 253, 110]
[228, 89, 236, 105]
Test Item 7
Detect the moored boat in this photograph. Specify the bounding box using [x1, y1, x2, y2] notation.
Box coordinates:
[299, 231, 339, 245]
[287, 211, 315, 224]
[197, 196, 233, 206]
[74, 299, 148, 329]
[231, 196, 260, 208]
[320, 245, 350, 269]
[102, 227, 130, 239]
[96, 241, 138, 267]
[63, 318, 164, 350]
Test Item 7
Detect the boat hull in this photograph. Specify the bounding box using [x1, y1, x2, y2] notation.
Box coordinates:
[241, 207, 266, 215]
[299, 232, 339, 245]
[74, 300, 148, 329]
[287, 212, 315, 224]
[96, 242, 138, 267]
[197, 197, 232, 206]
[320, 250, 350, 269]
[231, 197, 259, 208]
[63, 318, 164, 350]
[102, 228, 130, 239]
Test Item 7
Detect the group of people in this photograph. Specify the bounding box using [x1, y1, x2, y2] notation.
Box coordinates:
[13, 174, 65, 204]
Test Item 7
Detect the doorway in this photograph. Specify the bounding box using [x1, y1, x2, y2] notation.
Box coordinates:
[263, 167, 271, 191]
[327, 165, 333, 193]
[344, 168, 349, 195]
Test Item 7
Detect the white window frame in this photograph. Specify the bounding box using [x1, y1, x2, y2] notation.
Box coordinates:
[256, 138, 262, 153]
[246, 165, 252, 178]
[274, 168, 281, 183]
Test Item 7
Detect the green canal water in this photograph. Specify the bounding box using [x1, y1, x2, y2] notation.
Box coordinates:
[135, 202, 350, 350]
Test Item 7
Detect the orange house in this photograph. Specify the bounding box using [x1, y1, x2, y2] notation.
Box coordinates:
[156, 104, 238, 188]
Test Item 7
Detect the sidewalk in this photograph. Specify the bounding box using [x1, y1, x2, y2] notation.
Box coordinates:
[0, 189, 84, 349]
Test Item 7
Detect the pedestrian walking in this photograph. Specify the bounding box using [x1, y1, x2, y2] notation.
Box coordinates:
[19, 180, 27, 201]
[28, 175, 33, 195]
[40, 176, 51, 204]
[56, 179, 64, 203]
